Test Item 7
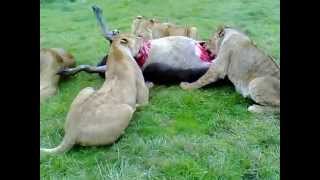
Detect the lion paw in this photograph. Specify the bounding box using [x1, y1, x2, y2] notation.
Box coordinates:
[146, 82, 154, 89]
[180, 82, 193, 90]
[248, 105, 264, 113]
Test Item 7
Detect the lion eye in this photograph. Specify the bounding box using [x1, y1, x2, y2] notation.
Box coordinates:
[120, 38, 128, 44]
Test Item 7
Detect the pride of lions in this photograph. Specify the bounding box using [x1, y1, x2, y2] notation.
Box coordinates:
[40, 6, 279, 155]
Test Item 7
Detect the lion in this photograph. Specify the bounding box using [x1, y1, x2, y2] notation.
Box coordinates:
[131, 15, 199, 40]
[40, 48, 75, 102]
[180, 26, 280, 114]
[40, 32, 150, 155]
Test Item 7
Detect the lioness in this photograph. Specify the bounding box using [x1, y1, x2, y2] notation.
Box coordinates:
[40, 48, 75, 102]
[58, 6, 214, 85]
[131, 15, 199, 40]
[180, 26, 280, 114]
[40, 32, 149, 155]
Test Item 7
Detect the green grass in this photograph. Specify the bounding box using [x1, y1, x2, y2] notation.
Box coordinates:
[40, 0, 280, 179]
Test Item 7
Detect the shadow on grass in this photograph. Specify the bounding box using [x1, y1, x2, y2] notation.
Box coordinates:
[69, 134, 125, 153]
[201, 77, 234, 90]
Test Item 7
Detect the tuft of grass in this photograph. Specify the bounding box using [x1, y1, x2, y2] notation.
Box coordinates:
[41, 0, 279, 179]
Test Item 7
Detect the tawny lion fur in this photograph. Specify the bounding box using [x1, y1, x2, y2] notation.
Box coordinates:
[40, 33, 149, 155]
[180, 26, 280, 114]
[40, 48, 75, 102]
[131, 15, 198, 40]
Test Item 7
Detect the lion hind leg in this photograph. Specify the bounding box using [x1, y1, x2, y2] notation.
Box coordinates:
[77, 104, 135, 146]
[70, 87, 95, 107]
[64, 87, 96, 130]
[248, 76, 280, 114]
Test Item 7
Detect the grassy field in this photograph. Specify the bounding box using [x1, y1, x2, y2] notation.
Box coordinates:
[40, 0, 280, 179]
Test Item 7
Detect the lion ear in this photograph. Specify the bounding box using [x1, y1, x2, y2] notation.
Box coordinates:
[120, 38, 129, 44]
[136, 15, 143, 19]
[216, 25, 225, 37]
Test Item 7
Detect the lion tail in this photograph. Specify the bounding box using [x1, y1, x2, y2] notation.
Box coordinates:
[40, 133, 76, 155]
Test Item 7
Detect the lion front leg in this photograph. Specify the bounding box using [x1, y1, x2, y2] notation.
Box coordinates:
[180, 66, 221, 90]
[135, 69, 150, 107]
[136, 81, 152, 109]
[180, 47, 231, 90]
